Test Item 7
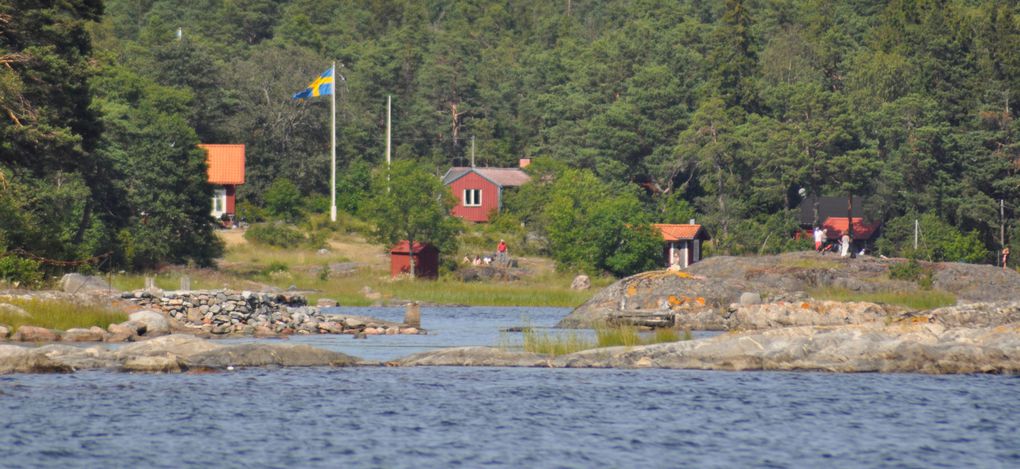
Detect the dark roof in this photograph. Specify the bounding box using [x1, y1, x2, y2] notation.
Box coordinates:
[798, 196, 866, 226]
[442, 167, 531, 187]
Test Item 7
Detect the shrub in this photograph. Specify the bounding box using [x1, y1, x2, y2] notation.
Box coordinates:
[263, 261, 288, 275]
[0, 255, 44, 287]
[888, 259, 922, 281]
[264, 178, 302, 222]
[244, 223, 304, 248]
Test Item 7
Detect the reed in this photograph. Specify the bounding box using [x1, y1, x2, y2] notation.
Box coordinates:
[0, 298, 128, 332]
[519, 323, 688, 356]
[808, 287, 956, 310]
[521, 328, 594, 356]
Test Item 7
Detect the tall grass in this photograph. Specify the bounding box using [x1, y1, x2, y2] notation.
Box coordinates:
[519, 324, 688, 356]
[0, 298, 128, 332]
[808, 287, 956, 310]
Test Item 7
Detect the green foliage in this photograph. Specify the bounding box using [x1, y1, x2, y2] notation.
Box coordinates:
[264, 178, 302, 222]
[809, 287, 956, 311]
[0, 255, 44, 287]
[889, 259, 923, 282]
[877, 214, 989, 263]
[363, 160, 462, 276]
[0, 298, 128, 333]
[263, 261, 289, 275]
[544, 169, 660, 276]
[244, 223, 305, 248]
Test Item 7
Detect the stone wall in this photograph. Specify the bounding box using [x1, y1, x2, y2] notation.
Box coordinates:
[121, 290, 419, 336]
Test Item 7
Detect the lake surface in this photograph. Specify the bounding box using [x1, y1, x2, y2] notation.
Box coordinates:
[1, 307, 1018, 468]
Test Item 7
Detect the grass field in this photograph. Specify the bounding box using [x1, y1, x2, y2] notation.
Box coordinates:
[0, 298, 128, 332]
[807, 287, 957, 310]
[109, 231, 607, 308]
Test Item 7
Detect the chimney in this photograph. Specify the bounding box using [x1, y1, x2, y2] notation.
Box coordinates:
[689, 218, 696, 225]
[519, 158, 531, 168]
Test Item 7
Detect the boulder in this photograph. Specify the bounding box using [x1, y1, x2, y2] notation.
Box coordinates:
[0, 303, 30, 318]
[0, 325, 10, 339]
[121, 354, 185, 373]
[570, 275, 591, 291]
[61, 327, 108, 342]
[186, 344, 359, 368]
[115, 334, 221, 360]
[458, 266, 520, 282]
[0, 345, 73, 374]
[59, 273, 114, 294]
[316, 298, 339, 308]
[106, 323, 138, 342]
[128, 310, 171, 336]
[739, 292, 762, 305]
[11, 326, 60, 342]
[398, 347, 550, 367]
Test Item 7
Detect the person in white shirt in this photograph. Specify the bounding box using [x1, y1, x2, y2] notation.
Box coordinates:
[813, 226, 824, 252]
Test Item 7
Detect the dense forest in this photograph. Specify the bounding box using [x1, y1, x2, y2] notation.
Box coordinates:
[2, 0, 1019, 278]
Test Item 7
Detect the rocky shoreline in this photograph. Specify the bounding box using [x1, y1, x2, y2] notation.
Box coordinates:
[0, 334, 361, 374]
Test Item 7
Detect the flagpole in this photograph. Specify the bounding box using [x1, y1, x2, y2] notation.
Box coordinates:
[330, 61, 337, 222]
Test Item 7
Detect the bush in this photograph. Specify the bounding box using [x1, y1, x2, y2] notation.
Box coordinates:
[888, 258, 935, 290]
[264, 178, 302, 222]
[0, 255, 44, 287]
[244, 223, 304, 248]
[263, 261, 289, 275]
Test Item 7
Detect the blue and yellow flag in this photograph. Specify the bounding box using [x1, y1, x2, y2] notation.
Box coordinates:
[292, 67, 334, 100]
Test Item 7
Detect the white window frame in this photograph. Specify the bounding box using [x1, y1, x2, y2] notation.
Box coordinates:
[463, 189, 482, 207]
[211, 188, 227, 216]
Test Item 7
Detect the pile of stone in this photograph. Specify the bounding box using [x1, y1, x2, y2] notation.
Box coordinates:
[121, 290, 421, 337]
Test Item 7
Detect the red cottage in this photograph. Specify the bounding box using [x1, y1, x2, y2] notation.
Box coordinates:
[390, 241, 439, 279]
[652, 223, 711, 268]
[199, 144, 245, 222]
[442, 164, 531, 223]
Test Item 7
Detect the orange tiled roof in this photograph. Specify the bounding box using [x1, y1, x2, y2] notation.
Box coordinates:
[821, 217, 880, 240]
[200, 144, 245, 185]
[653, 224, 707, 241]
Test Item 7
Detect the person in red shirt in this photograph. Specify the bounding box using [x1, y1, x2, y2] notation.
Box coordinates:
[497, 239, 508, 263]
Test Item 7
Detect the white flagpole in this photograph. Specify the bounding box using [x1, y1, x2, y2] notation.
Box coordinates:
[386, 95, 392, 169]
[330, 62, 337, 222]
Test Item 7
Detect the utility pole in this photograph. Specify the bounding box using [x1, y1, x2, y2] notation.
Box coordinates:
[470, 135, 476, 167]
[918, 220, 926, 252]
[1001, 199, 1006, 266]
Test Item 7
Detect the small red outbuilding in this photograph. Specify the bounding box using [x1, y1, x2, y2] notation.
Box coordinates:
[390, 241, 439, 279]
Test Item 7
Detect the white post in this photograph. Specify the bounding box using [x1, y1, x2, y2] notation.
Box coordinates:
[914, 219, 919, 250]
[386, 95, 392, 168]
[471, 135, 475, 167]
[330, 62, 337, 222]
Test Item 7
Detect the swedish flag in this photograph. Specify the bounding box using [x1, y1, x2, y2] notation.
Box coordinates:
[292, 67, 334, 100]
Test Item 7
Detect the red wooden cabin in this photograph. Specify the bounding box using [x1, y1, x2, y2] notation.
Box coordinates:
[200, 144, 245, 221]
[390, 241, 439, 279]
[442, 164, 530, 223]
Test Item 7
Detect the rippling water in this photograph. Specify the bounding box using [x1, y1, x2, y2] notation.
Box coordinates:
[1, 307, 1018, 468]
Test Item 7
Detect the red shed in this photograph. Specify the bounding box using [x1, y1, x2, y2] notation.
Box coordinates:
[442, 166, 530, 223]
[390, 241, 439, 279]
[199, 144, 245, 221]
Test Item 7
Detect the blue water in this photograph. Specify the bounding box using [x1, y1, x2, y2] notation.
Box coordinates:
[1, 307, 1018, 468]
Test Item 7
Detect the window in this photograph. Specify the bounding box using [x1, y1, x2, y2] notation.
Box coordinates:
[212, 188, 226, 214]
[463, 189, 482, 207]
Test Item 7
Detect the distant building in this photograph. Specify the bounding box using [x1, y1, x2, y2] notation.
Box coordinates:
[821, 217, 881, 253]
[653, 223, 711, 268]
[390, 241, 439, 279]
[200, 144, 245, 221]
[797, 195, 866, 229]
[442, 160, 531, 223]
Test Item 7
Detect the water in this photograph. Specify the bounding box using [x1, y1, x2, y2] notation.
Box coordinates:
[1, 307, 1018, 468]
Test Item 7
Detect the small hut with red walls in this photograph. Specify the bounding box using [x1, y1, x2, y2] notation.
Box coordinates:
[199, 144, 245, 222]
[390, 241, 439, 279]
[442, 160, 531, 223]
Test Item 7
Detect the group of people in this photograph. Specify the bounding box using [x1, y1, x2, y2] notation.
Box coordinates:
[813, 226, 859, 258]
[463, 239, 509, 266]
